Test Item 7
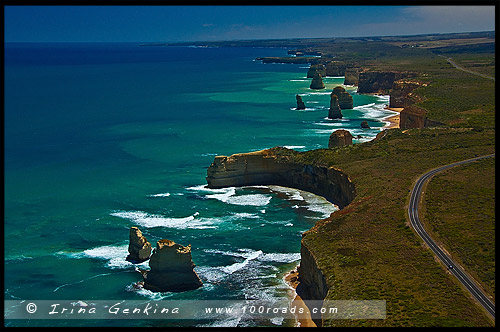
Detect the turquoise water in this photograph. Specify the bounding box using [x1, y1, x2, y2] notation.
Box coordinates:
[4, 43, 396, 327]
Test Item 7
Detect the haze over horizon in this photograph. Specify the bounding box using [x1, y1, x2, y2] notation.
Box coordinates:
[4, 5, 496, 43]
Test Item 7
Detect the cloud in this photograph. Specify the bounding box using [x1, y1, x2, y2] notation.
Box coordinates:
[402, 6, 495, 31]
[352, 6, 495, 37]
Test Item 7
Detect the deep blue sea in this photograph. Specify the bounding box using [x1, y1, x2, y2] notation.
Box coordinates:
[4, 43, 396, 327]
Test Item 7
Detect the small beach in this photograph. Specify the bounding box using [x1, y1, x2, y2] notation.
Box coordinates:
[384, 107, 404, 129]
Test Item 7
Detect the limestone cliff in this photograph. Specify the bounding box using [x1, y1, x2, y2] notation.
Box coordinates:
[296, 94, 306, 110]
[389, 80, 425, 108]
[307, 64, 326, 78]
[310, 72, 325, 89]
[328, 94, 343, 119]
[325, 61, 347, 76]
[206, 148, 355, 209]
[358, 71, 417, 94]
[332, 86, 353, 109]
[297, 241, 329, 327]
[206, 148, 356, 326]
[328, 129, 353, 148]
[399, 105, 444, 129]
[143, 239, 203, 292]
[343, 67, 362, 86]
[126, 227, 152, 263]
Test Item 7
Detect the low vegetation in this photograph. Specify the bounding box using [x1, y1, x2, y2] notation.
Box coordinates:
[423, 157, 495, 301]
[275, 128, 495, 326]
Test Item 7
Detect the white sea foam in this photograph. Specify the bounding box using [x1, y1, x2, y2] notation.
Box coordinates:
[126, 283, 174, 300]
[199, 317, 242, 328]
[148, 192, 170, 197]
[186, 184, 235, 193]
[314, 122, 345, 127]
[205, 187, 236, 202]
[222, 250, 263, 274]
[110, 210, 214, 229]
[231, 212, 261, 219]
[204, 248, 300, 264]
[268, 186, 304, 201]
[271, 317, 284, 326]
[376, 94, 390, 102]
[288, 79, 308, 82]
[259, 252, 300, 263]
[203, 187, 272, 207]
[301, 192, 339, 218]
[82, 244, 147, 269]
[299, 91, 332, 96]
[289, 107, 320, 112]
[282, 145, 306, 150]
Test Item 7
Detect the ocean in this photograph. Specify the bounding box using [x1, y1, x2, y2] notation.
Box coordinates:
[4, 43, 396, 327]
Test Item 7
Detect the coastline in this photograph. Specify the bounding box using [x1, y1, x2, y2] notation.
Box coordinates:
[383, 107, 404, 129]
[284, 267, 317, 327]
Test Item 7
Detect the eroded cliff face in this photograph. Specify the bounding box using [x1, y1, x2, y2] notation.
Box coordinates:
[143, 239, 203, 292]
[358, 71, 417, 94]
[328, 129, 353, 148]
[297, 241, 328, 327]
[206, 148, 356, 323]
[344, 67, 362, 86]
[207, 148, 355, 209]
[399, 105, 444, 129]
[389, 80, 425, 108]
[307, 64, 326, 78]
[325, 61, 347, 76]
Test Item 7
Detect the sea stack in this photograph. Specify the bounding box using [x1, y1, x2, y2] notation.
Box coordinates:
[126, 227, 152, 263]
[328, 94, 343, 119]
[310, 72, 325, 89]
[143, 239, 203, 292]
[332, 86, 353, 109]
[296, 95, 306, 110]
[360, 121, 371, 129]
[328, 129, 354, 148]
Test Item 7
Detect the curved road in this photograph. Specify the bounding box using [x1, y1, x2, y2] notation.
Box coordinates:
[408, 154, 495, 319]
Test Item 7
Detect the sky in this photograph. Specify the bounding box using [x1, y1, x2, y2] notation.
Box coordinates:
[4, 5, 496, 43]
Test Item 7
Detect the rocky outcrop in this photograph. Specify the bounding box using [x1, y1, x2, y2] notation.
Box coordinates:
[358, 71, 418, 94]
[360, 121, 371, 129]
[328, 129, 353, 148]
[325, 61, 347, 76]
[297, 241, 328, 327]
[256, 57, 320, 65]
[358, 71, 400, 94]
[296, 95, 306, 110]
[206, 148, 355, 209]
[143, 239, 203, 292]
[389, 80, 425, 108]
[399, 105, 444, 129]
[328, 94, 343, 119]
[344, 67, 362, 86]
[126, 227, 152, 263]
[307, 64, 326, 78]
[310, 73, 325, 89]
[332, 86, 353, 109]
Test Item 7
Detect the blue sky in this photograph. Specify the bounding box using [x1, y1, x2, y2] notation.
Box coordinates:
[4, 5, 496, 42]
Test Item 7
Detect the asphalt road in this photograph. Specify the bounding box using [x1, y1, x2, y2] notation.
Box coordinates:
[408, 154, 495, 319]
[439, 55, 495, 81]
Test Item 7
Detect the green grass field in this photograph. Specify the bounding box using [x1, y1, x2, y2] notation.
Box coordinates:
[423, 157, 495, 301]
